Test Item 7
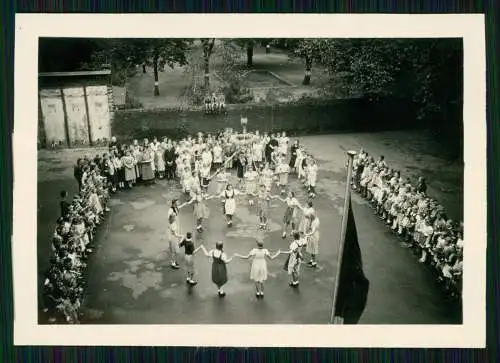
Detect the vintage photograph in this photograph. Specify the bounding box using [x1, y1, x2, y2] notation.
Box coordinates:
[36, 36, 465, 326]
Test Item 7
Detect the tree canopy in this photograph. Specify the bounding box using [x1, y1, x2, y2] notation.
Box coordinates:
[88, 38, 192, 85]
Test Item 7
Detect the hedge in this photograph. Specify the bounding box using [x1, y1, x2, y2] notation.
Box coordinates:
[112, 98, 422, 142]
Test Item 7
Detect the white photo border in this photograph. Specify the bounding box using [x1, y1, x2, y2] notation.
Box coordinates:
[13, 13, 486, 348]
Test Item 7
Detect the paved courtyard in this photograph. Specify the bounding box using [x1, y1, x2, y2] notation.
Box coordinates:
[37, 131, 462, 324]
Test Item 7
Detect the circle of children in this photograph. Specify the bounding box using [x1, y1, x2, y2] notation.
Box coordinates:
[352, 150, 463, 299]
[43, 129, 321, 323]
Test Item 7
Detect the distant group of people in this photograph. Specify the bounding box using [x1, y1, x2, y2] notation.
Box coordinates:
[352, 150, 463, 298]
[43, 159, 111, 323]
[204, 92, 226, 114]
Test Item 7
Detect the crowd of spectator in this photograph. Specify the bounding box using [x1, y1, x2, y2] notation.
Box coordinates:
[352, 149, 463, 299]
[42, 159, 111, 323]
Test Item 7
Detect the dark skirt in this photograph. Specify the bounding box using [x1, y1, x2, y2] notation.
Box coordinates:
[289, 154, 297, 168]
[117, 167, 125, 182]
[237, 166, 244, 178]
[211, 258, 228, 287]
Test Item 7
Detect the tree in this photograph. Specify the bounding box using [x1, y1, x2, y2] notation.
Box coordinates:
[315, 38, 463, 157]
[273, 38, 326, 85]
[89, 39, 192, 96]
[231, 39, 263, 67]
[201, 38, 216, 91]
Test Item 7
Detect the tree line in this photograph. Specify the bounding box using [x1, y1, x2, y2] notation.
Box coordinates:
[39, 37, 462, 140]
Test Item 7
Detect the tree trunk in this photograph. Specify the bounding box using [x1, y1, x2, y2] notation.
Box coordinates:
[246, 45, 254, 67]
[202, 39, 213, 91]
[153, 55, 160, 96]
[302, 56, 312, 85]
[142, 64, 146, 73]
[204, 53, 210, 91]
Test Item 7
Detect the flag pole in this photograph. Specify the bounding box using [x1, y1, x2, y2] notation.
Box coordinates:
[329, 150, 357, 324]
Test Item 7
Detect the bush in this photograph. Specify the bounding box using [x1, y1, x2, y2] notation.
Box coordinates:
[222, 78, 253, 104]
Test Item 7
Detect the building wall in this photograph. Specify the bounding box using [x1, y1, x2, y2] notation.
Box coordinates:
[38, 78, 113, 148]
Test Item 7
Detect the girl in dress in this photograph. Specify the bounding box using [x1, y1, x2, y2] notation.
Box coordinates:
[304, 213, 320, 267]
[235, 240, 281, 298]
[122, 150, 136, 188]
[295, 147, 306, 180]
[132, 146, 142, 180]
[167, 199, 184, 269]
[155, 144, 166, 179]
[149, 143, 157, 178]
[306, 158, 318, 198]
[252, 138, 264, 170]
[282, 232, 306, 287]
[180, 167, 192, 195]
[289, 140, 299, 173]
[185, 190, 216, 232]
[220, 184, 241, 227]
[212, 142, 223, 171]
[260, 163, 274, 193]
[140, 146, 155, 184]
[255, 183, 278, 230]
[199, 161, 211, 195]
[298, 200, 315, 235]
[278, 131, 289, 155]
[244, 165, 259, 206]
[275, 156, 290, 195]
[200, 242, 234, 297]
[276, 191, 301, 239]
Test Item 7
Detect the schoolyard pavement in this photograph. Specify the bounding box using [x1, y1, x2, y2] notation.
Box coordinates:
[37, 131, 462, 324]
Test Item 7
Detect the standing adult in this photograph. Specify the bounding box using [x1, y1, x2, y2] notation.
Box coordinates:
[200, 242, 234, 297]
[167, 199, 183, 269]
[235, 241, 281, 298]
[234, 153, 247, 189]
[164, 143, 176, 180]
[140, 145, 155, 184]
[121, 150, 136, 188]
[265, 134, 278, 164]
[74, 159, 84, 191]
[289, 140, 299, 173]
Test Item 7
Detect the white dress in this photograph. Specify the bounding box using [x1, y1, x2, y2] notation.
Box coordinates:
[307, 164, 318, 187]
[168, 208, 180, 252]
[300, 207, 315, 233]
[222, 189, 236, 215]
[213, 146, 223, 163]
[306, 217, 320, 255]
[249, 248, 269, 282]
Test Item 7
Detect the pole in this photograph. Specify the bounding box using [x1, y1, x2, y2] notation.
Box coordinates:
[329, 150, 357, 324]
